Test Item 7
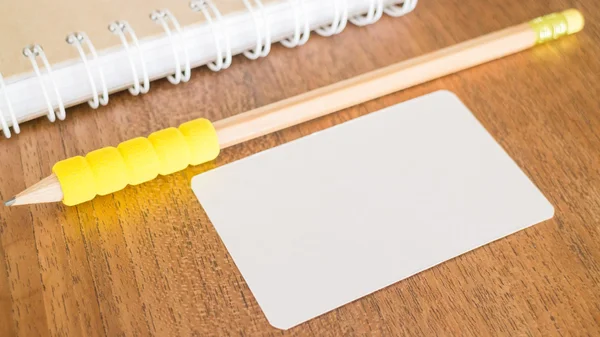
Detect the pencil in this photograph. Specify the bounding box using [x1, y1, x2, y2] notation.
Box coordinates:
[5, 9, 584, 207]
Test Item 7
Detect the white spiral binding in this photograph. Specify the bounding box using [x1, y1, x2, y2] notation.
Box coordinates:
[109, 21, 150, 95]
[0, 73, 19, 138]
[385, 0, 418, 17]
[151, 9, 191, 84]
[317, 0, 348, 36]
[66, 32, 109, 108]
[282, 0, 310, 48]
[242, 0, 272, 59]
[23, 45, 66, 122]
[0, 1, 419, 138]
[350, 0, 384, 26]
[190, 0, 232, 71]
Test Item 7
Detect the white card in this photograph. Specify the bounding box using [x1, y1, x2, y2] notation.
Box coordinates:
[192, 91, 554, 330]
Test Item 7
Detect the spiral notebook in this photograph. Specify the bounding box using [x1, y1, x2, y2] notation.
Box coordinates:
[0, 0, 417, 138]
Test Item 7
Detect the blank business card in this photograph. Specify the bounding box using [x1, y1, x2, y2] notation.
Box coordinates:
[191, 90, 554, 330]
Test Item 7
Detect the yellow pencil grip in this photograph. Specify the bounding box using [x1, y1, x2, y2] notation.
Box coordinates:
[52, 118, 220, 206]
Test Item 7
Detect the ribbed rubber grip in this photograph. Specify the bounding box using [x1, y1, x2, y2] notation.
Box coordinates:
[53, 118, 220, 206]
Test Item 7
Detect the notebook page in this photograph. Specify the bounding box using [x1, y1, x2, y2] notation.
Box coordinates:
[192, 91, 554, 329]
[0, 0, 256, 77]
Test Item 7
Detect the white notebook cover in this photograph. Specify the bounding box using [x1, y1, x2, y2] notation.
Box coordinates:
[0, 0, 414, 134]
[192, 90, 554, 330]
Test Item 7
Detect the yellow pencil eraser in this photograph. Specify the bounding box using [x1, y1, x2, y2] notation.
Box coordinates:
[530, 9, 584, 44]
[562, 9, 584, 35]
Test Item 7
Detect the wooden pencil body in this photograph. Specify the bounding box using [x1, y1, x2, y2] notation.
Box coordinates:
[214, 24, 536, 149]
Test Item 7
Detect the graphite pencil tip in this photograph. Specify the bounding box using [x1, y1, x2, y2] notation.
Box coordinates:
[4, 197, 15, 207]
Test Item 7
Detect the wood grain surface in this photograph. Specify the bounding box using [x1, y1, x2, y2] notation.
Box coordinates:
[1, 0, 599, 336]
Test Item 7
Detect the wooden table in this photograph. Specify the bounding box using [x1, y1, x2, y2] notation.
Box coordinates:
[1, 0, 599, 335]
